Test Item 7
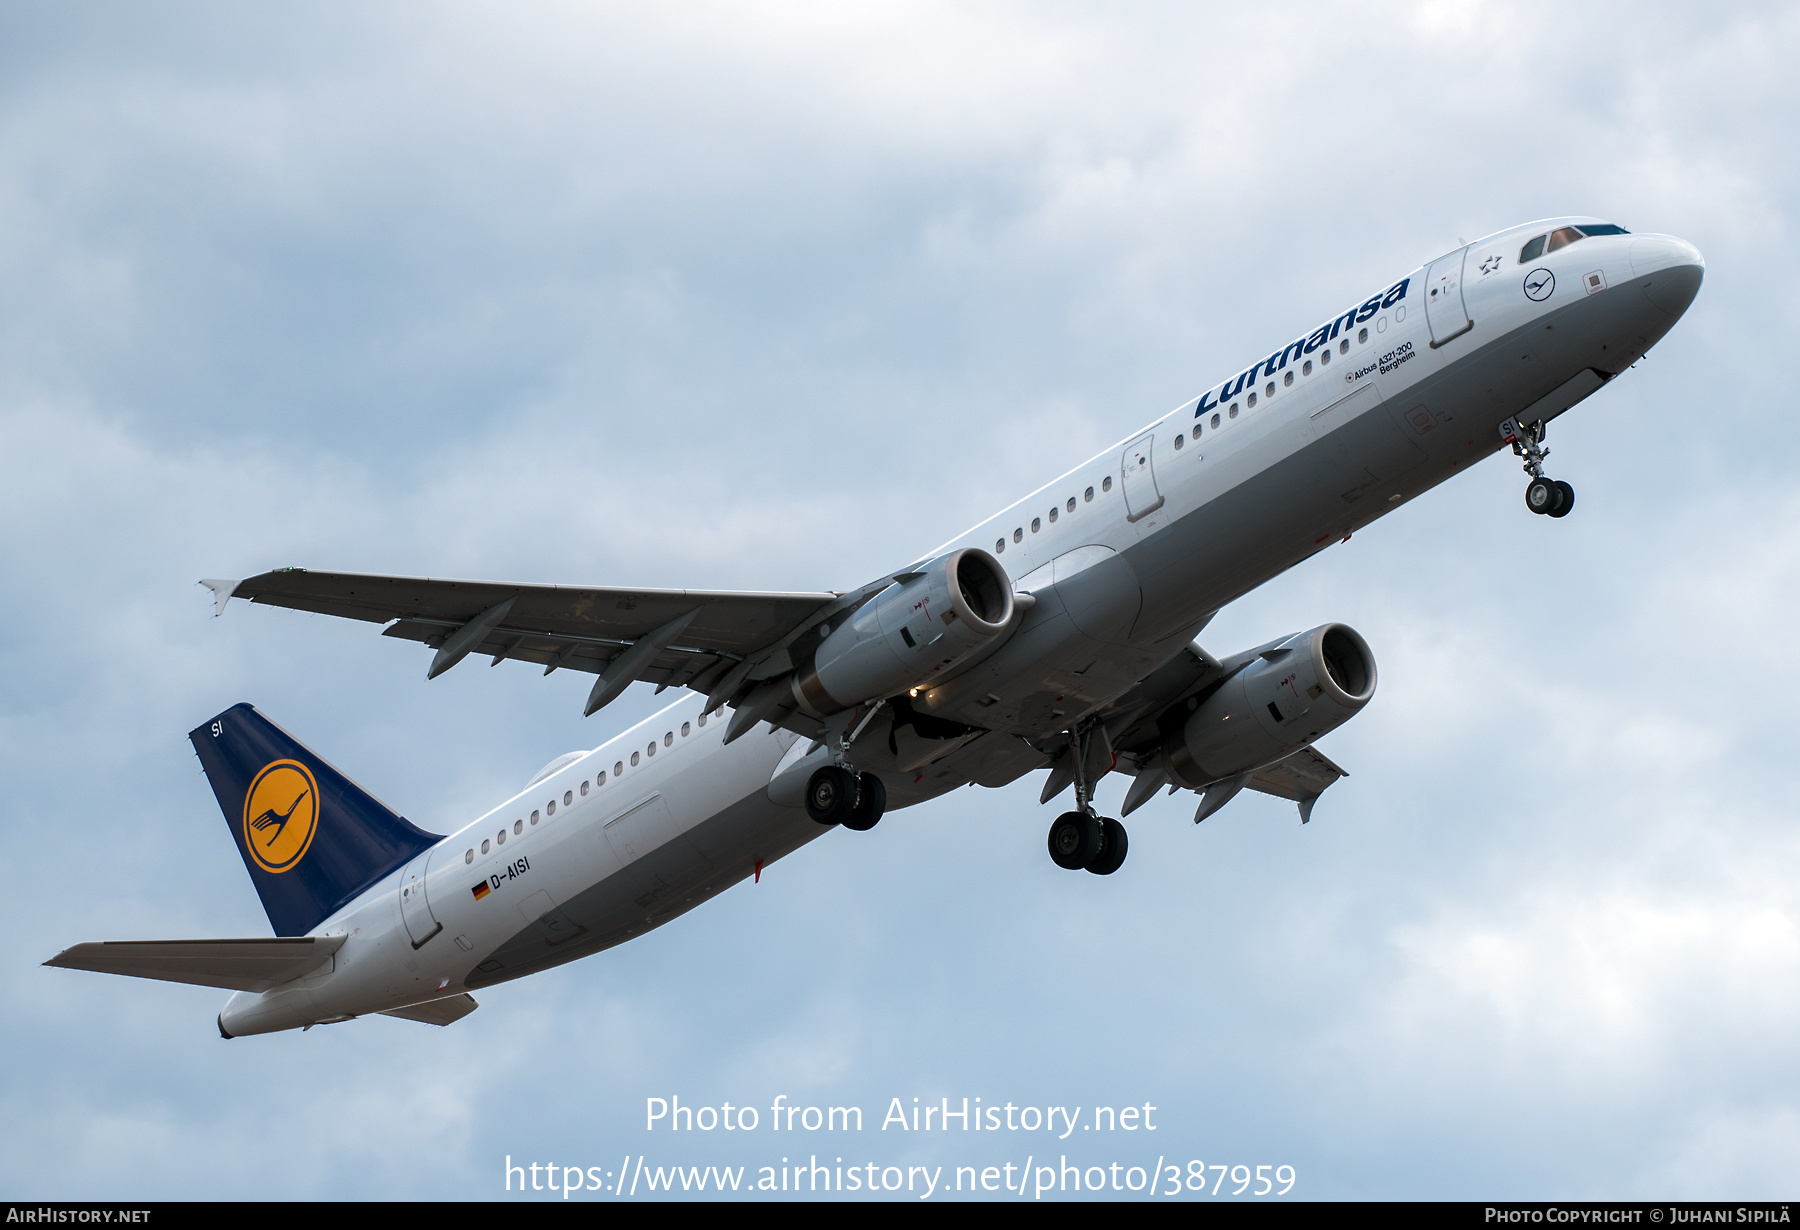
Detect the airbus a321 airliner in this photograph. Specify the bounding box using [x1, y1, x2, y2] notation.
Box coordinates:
[49, 217, 1703, 1037]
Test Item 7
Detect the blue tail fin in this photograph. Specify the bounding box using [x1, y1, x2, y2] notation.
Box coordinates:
[189, 703, 440, 937]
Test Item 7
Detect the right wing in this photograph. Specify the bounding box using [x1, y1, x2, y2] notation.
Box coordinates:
[44, 937, 346, 993]
[210, 569, 849, 716]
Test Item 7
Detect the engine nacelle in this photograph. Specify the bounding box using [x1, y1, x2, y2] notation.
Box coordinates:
[1167, 623, 1376, 788]
[791, 548, 1014, 717]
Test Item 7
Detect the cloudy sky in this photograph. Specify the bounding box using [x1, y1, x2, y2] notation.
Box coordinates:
[3, 1, 1796, 1201]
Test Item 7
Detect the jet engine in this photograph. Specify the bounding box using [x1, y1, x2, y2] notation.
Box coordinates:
[790, 548, 1014, 717]
[1166, 623, 1376, 788]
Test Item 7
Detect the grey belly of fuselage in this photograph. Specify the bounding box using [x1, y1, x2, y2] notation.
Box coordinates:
[463, 786, 821, 990]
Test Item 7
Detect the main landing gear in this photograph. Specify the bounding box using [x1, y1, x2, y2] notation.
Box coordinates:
[805, 765, 885, 830]
[1502, 416, 1575, 518]
[1047, 811, 1128, 875]
[1045, 723, 1128, 875]
[805, 703, 888, 831]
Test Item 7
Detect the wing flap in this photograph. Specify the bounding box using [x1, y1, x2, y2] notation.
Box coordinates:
[1246, 746, 1349, 823]
[379, 618, 723, 682]
[44, 936, 346, 992]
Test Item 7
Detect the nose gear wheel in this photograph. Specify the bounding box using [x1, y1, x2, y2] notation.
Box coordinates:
[1503, 417, 1576, 518]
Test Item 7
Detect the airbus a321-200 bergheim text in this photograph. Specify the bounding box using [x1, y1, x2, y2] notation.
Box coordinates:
[49, 218, 1703, 1037]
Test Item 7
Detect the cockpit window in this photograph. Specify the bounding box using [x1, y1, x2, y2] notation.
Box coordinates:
[1522, 224, 1628, 264]
[1545, 226, 1585, 254]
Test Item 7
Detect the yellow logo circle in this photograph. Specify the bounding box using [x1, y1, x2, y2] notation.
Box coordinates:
[242, 760, 320, 874]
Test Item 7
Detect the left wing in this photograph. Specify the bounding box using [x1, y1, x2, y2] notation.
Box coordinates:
[1242, 745, 1348, 824]
[1093, 634, 1350, 824]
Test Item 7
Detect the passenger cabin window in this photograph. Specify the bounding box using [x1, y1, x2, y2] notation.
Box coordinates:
[580, 780, 589, 795]
[465, 848, 474, 864]
[481, 839, 490, 854]
[1066, 497, 1076, 512]
[514, 819, 523, 835]
[546, 800, 555, 816]
[564, 789, 574, 804]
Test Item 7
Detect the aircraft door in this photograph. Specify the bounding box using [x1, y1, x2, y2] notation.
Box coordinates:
[1120, 433, 1165, 522]
[399, 851, 443, 949]
[1424, 246, 1473, 348]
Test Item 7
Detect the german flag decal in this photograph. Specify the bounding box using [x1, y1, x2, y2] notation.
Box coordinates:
[471, 881, 491, 901]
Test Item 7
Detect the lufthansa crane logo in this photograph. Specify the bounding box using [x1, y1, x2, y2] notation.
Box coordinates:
[1523, 268, 1555, 302]
[242, 760, 320, 874]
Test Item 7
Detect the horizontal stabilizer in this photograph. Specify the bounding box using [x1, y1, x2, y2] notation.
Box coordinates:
[381, 994, 479, 1027]
[44, 936, 345, 993]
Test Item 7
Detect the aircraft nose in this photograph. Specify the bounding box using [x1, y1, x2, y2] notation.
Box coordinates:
[1629, 234, 1705, 316]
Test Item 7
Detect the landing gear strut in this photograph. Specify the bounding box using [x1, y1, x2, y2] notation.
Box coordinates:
[1503, 417, 1575, 518]
[1045, 722, 1128, 875]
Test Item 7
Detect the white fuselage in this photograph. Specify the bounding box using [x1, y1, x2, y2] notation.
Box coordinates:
[221, 219, 1704, 1036]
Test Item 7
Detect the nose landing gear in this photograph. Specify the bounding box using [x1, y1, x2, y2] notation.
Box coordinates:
[1525, 475, 1575, 518]
[1502, 417, 1575, 518]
